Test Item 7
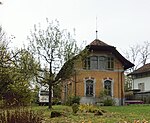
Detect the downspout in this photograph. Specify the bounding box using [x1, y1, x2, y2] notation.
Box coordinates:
[74, 70, 77, 96]
[121, 69, 124, 105]
[117, 62, 120, 105]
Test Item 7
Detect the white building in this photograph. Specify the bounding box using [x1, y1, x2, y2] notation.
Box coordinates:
[129, 63, 150, 92]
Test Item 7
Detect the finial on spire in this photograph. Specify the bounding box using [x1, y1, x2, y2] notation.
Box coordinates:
[96, 17, 98, 39]
[96, 30, 98, 39]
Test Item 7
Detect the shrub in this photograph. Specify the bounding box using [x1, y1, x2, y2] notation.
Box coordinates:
[0, 108, 43, 123]
[66, 96, 80, 106]
[52, 98, 61, 105]
[72, 103, 79, 114]
[3, 84, 34, 107]
[99, 89, 108, 98]
[103, 98, 115, 106]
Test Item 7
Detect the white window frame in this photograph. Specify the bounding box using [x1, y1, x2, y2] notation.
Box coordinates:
[84, 77, 96, 97]
[138, 83, 145, 91]
[102, 77, 114, 97]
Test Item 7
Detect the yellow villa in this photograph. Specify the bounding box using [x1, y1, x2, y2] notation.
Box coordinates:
[60, 39, 134, 106]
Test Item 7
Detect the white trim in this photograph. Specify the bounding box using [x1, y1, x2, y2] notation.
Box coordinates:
[102, 77, 114, 97]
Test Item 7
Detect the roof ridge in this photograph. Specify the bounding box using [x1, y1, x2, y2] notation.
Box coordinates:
[89, 39, 111, 46]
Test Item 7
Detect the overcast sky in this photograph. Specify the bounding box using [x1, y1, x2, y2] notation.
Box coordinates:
[0, 0, 150, 52]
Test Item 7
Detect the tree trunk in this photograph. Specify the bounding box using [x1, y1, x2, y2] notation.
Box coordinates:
[49, 59, 52, 109]
[48, 83, 52, 109]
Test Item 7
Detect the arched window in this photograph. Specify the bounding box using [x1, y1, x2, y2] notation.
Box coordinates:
[104, 80, 112, 96]
[85, 79, 94, 97]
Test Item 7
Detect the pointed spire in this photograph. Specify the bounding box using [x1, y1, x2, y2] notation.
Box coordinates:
[96, 17, 98, 39]
[96, 30, 98, 39]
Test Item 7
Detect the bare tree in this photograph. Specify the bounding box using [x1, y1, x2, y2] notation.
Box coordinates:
[27, 19, 80, 108]
[124, 44, 140, 71]
[140, 41, 150, 65]
[124, 41, 150, 91]
[124, 41, 150, 71]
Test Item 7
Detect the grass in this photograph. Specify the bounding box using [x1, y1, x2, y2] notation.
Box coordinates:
[30, 104, 150, 123]
[102, 105, 150, 123]
[0, 107, 43, 123]
[1, 104, 150, 123]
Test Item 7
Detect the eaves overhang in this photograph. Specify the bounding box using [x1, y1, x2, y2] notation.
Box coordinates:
[86, 44, 134, 70]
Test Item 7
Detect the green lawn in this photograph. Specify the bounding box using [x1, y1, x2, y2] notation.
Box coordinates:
[31, 104, 150, 123]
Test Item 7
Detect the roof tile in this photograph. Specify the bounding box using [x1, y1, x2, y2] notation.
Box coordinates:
[130, 63, 150, 74]
[90, 39, 110, 46]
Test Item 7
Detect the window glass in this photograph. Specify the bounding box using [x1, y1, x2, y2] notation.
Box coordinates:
[90, 56, 98, 69]
[84, 57, 90, 69]
[138, 83, 144, 91]
[86, 80, 94, 96]
[107, 57, 114, 70]
[104, 80, 112, 96]
[99, 56, 106, 70]
[83, 56, 114, 70]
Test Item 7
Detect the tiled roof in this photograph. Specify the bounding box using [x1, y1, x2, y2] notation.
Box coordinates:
[130, 63, 150, 75]
[87, 39, 134, 70]
[90, 39, 110, 46]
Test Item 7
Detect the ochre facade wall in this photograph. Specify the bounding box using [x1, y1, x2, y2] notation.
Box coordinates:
[61, 51, 125, 103]
[74, 70, 124, 99]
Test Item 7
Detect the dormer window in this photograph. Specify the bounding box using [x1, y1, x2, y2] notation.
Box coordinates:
[84, 56, 114, 70]
[91, 56, 98, 69]
[99, 56, 106, 70]
[107, 57, 114, 70]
